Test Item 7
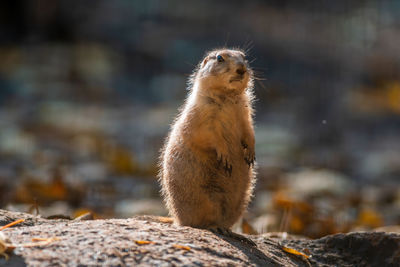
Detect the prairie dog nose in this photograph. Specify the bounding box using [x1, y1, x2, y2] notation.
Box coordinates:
[236, 62, 246, 75]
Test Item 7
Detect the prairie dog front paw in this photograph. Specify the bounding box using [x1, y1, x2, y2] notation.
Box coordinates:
[216, 150, 233, 176]
[241, 141, 255, 167]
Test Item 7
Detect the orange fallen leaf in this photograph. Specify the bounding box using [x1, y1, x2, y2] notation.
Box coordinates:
[172, 244, 191, 251]
[157, 217, 174, 224]
[73, 208, 96, 220]
[289, 215, 305, 234]
[31, 237, 52, 242]
[135, 240, 155, 245]
[0, 219, 25, 231]
[357, 208, 383, 228]
[281, 245, 311, 259]
[1, 232, 59, 260]
[105, 145, 138, 175]
[19, 237, 60, 247]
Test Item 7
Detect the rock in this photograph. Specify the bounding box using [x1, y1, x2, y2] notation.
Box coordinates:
[0, 209, 399, 266]
[283, 232, 400, 266]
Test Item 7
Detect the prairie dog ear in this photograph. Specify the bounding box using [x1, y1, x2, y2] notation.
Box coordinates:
[201, 56, 209, 67]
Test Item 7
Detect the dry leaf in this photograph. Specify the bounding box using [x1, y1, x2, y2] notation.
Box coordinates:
[386, 82, 400, 113]
[289, 215, 304, 233]
[19, 237, 60, 247]
[1, 231, 60, 260]
[14, 175, 68, 204]
[357, 208, 383, 228]
[281, 245, 312, 267]
[172, 244, 191, 251]
[73, 208, 96, 220]
[135, 240, 155, 245]
[157, 217, 174, 224]
[74, 212, 94, 221]
[281, 245, 311, 259]
[103, 145, 138, 175]
[0, 219, 25, 231]
[31, 237, 52, 242]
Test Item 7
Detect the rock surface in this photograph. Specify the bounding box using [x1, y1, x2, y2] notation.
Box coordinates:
[1, 210, 399, 266]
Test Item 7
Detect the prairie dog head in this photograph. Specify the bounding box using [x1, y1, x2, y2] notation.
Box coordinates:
[194, 49, 252, 94]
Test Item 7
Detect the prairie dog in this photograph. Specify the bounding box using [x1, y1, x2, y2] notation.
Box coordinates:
[159, 48, 256, 231]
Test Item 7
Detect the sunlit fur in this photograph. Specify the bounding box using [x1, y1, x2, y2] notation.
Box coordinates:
[159, 48, 256, 229]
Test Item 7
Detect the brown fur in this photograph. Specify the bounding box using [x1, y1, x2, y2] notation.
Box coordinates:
[159, 48, 256, 230]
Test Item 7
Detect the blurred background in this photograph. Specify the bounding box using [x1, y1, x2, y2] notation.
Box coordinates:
[1, 0, 400, 238]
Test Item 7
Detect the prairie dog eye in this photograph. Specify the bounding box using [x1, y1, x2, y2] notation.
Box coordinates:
[217, 55, 224, 63]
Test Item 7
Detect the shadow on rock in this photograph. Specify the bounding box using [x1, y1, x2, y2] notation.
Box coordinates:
[0, 254, 26, 267]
